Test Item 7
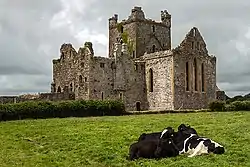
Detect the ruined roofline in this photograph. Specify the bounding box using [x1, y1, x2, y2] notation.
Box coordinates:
[52, 41, 113, 65]
[109, 6, 171, 28]
[52, 41, 98, 63]
[60, 41, 94, 55]
[172, 26, 217, 56]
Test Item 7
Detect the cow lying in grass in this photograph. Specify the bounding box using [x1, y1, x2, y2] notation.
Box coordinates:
[160, 124, 225, 157]
[128, 127, 179, 160]
[129, 124, 225, 160]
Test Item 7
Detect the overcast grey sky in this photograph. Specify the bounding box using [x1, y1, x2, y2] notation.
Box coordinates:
[0, 0, 250, 97]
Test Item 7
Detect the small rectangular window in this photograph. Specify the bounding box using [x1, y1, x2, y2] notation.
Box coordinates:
[191, 42, 194, 49]
[135, 64, 138, 71]
[100, 63, 105, 68]
[152, 25, 155, 32]
[119, 92, 123, 100]
[132, 51, 135, 58]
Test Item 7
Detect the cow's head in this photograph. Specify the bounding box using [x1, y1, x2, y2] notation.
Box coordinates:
[155, 137, 179, 158]
[178, 124, 198, 135]
[204, 139, 225, 154]
[160, 127, 175, 139]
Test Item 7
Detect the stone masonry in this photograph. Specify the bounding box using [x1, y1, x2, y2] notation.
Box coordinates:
[51, 6, 222, 111]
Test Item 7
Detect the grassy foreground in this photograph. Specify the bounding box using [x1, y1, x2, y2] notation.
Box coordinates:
[0, 112, 250, 167]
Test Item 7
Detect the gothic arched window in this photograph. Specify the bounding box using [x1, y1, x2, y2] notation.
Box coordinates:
[194, 58, 198, 91]
[149, 68, 153, 92]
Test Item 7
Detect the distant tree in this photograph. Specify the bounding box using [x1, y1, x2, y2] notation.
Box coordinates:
[226, 94, 250, 103]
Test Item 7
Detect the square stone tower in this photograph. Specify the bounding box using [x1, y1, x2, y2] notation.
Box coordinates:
[108, 7, 171, 58]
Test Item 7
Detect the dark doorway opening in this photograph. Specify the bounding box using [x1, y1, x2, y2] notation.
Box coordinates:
[101, 92, 104, 100]
[136, 102, 141, 111]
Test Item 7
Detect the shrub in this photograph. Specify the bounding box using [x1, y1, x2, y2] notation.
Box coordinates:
[0, 100, 125, 121]
[229, 101, 250, 111]
[225, 104, 236, 111]
[208, 100, 226, 111]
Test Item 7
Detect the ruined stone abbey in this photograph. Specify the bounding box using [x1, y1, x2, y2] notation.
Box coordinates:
[51, 6, 223, 111]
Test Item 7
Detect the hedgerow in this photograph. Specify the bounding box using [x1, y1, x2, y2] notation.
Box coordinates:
[209, 100, 250, 111]
[0, 100, 125, 121]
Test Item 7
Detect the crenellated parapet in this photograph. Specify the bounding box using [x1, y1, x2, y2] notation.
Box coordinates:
[108, 6, 171, 29]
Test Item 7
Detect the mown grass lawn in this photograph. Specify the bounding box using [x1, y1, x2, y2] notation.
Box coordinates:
[0, 111, 250, 167]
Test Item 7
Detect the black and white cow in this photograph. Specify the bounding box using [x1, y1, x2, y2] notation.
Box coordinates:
[128, 127, 178, 160]
[180, 135, 225, 157]
[160, 124, 225, 157]
[138, 127, 174, 141]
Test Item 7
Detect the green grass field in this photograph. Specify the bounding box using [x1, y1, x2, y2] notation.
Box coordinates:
[0, 112, 250, 167]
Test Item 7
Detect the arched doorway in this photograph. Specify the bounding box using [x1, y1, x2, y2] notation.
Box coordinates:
[136, 102, 141, 111]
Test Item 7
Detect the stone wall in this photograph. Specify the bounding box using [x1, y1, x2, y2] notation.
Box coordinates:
[0, 93, 75, 104]
[124, 60, 147, 111]
[142, 50, 174, 110]
[136, 21, 171, 57]
[89, 56, 115, 100]
[52, 42, 93, 100]
[0, 96, 17, 104]
[39, 92, 75, 101]
[172, 27, 216, 110]
[115, 44, 147, 111]
[52, 41, 149, 111]
[52, 43, 78, 94]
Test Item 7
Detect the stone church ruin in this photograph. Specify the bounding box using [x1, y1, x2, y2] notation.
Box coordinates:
[50, 6, 225, 111]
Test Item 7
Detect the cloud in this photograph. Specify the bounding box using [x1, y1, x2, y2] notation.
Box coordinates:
[0, 0, 250, 97]
[0, 75, 51, 95]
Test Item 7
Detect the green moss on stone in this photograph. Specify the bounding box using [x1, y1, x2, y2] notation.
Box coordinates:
[121, 32, 134, 55]
[116, 23, 123, 33]
[116, 23, 134, 55]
